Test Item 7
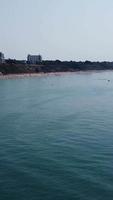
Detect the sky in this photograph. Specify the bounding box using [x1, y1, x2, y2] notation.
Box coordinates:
[0, 0, 113, 61]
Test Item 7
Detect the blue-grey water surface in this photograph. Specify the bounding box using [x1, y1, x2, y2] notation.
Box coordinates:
[0, 71, 113, 200]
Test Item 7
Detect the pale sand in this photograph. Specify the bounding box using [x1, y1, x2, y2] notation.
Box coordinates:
[0, 73, 45, 79]
[0, 72, 70, 80]
[0, 70, 107, 80]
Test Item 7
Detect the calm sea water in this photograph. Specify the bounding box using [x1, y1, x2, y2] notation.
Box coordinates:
[0, 71, 113, 200]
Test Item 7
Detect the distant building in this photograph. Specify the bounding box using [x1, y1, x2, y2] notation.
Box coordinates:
[0, 52, 5, 63]
[27, 54, 42, 64]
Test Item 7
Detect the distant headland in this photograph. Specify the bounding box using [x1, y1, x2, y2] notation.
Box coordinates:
[0, 52, 113, 75]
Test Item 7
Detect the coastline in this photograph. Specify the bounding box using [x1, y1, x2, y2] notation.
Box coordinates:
[1, 61, 113, 77]
[0, 73, 47, 79]
[0, 72, 71, 80]
[0, 70, 112, 80]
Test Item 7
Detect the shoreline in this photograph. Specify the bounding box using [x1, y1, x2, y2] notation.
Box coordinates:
[0, 73, 46, 79]
[0, 72, 70, 79]
[0, 70, 112, 80]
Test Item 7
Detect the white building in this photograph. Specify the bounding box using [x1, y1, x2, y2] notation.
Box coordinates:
[0, 52, 5, 63]
[27, 54, 42, 64]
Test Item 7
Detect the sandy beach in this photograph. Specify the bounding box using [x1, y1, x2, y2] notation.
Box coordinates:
[0, 72, 70, 80]
[0, 70, 109, 80]
[0, 73, 53, 79]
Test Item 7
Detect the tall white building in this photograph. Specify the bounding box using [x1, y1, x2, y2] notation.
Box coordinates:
[27, 54, 42, 64]
[0, 52, 5, 63]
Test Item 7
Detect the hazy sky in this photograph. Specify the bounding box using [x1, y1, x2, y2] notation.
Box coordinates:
[1, 0, 113, 61]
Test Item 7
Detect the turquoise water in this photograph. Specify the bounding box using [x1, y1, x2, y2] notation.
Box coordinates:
[0, 71, 113, 200]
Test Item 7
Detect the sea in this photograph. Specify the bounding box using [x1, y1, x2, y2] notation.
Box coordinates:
[0, 71, 113, 200]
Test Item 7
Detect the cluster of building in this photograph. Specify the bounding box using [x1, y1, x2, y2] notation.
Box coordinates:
[0, 52, 42, 64]
[27, 54, 42, 64]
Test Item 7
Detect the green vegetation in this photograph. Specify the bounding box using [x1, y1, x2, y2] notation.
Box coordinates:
[0, 60, 113, 75]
